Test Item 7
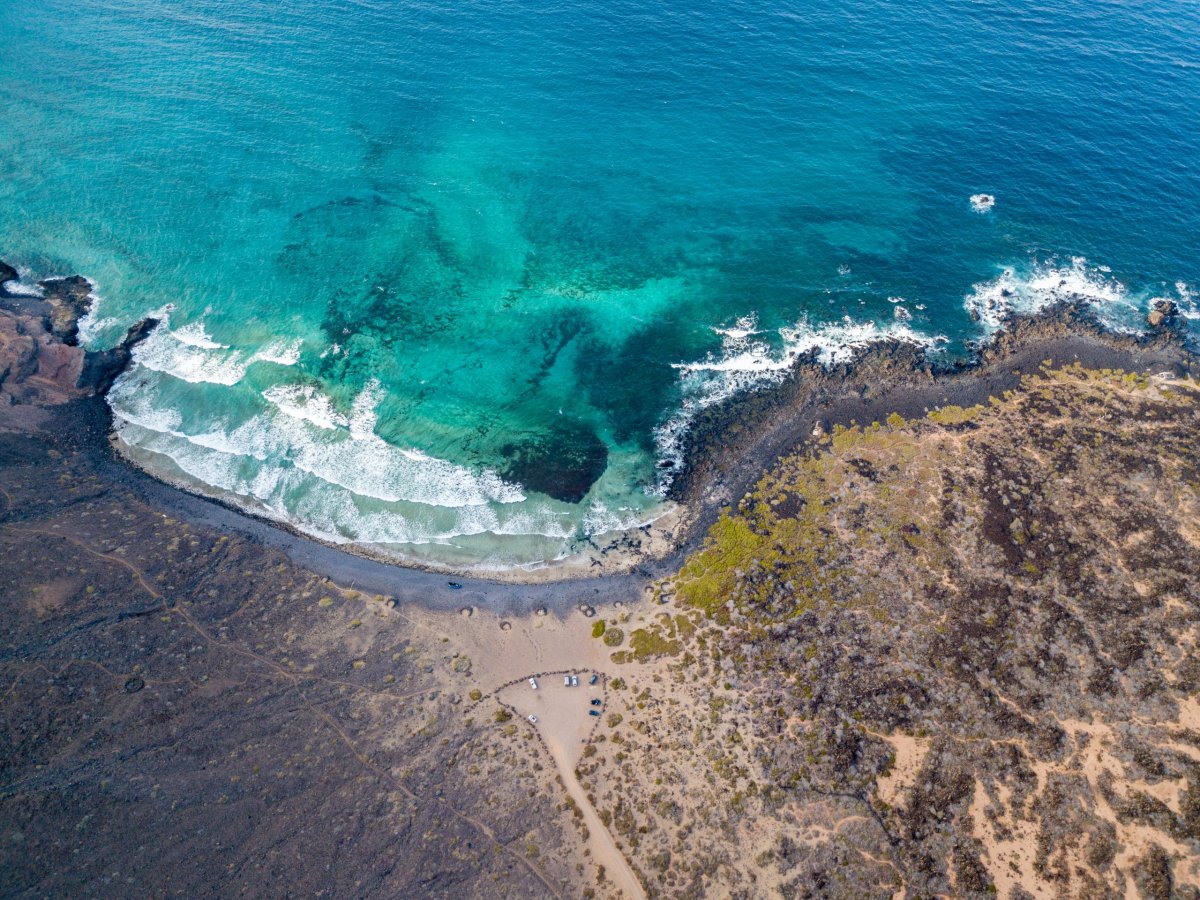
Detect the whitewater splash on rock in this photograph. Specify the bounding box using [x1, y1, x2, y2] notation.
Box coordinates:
[652, 313, 948, 491]
[965, 257, 1153, 338]
[970, 193, 995, 213]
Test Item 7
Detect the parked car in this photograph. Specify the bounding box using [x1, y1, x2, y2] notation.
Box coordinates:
[571, 675, 579, 686]
[588, 710, 601, 717]
[528, 678, 538, 690]
[588, 674, 598, 686]
[528, 714, 538, 723]
[590, 698, 602, 707]
[563, 675, 571, 686]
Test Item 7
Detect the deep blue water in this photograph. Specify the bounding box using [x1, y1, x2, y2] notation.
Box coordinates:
[1, 0, 1197, 569]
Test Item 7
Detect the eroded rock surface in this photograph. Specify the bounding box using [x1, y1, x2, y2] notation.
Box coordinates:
[0, 261, 155, 410]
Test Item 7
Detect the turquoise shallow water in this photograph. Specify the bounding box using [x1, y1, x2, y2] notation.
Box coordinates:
[1, 0, 1197, 570]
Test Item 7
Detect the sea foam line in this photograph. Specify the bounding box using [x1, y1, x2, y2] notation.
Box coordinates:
[965, 256, 1146, 338]
[126, 314, 306, 386]
[652, 313, 947, 493]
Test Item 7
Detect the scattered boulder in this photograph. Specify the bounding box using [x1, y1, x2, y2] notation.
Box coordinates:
[1147, 299, 1177, 328]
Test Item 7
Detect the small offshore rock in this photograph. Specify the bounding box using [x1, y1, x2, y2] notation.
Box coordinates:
[969, 192, 995, 213]
[534, 607, 547, 617]
[499, 620, 512, 631]
[459, 606, 473, 618]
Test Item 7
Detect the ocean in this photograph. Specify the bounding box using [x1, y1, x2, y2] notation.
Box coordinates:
[1, 0, 1197, 571]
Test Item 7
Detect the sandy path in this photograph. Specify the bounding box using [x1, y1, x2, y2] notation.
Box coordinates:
[497, 669, 644, 900]
[544, 732, 644, 900]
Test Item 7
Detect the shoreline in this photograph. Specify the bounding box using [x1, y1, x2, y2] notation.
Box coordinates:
[2, 264, 1194, 601]
[106, 427, 691, 585]
[667, 305, 1195, 546]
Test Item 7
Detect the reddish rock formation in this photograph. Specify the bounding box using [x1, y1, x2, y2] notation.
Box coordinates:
[0, 261, 156, 411]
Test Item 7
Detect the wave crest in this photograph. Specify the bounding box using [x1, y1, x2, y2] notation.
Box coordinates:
[653, 313, 946, 492]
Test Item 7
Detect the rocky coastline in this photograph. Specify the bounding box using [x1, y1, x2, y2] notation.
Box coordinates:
[0, 268, 157, 413]
[667, 303, 1193, 547]
[1, 258, 1194, 594]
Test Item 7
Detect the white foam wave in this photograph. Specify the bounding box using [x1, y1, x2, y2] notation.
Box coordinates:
[135, 321, 249, 385]
[965, 257, 1144, 337]
[172, 321, 227, 349]
[112, 372, 524, 511]
[1, 280, 44, 297]
[112, 409, 565, 550]
[262, 383, 347, 430]
[582, 499, 657, 536]
[256, 338, 302, 366]
[653, 313, 946, 491]
[132, 315, 302, 385]
[711, 315, 761, 341]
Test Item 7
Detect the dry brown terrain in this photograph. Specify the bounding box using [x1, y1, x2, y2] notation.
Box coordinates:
[579, 364, 1200, 898]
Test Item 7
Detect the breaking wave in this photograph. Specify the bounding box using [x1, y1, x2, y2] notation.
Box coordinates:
[132, 316, 302, 386]
[965, 257, 1147, 338]
[652, 313, 948, 492]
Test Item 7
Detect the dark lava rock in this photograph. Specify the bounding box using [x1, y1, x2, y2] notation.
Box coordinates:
[123, 676, 145, 694]
[499, 421, 608, 504]
[0, 259, 18, 285]
[39, 275, 96, 345]
[78, 318, 158, 395]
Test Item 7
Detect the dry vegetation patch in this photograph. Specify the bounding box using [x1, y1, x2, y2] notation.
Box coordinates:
[582, 366, 1200, 898]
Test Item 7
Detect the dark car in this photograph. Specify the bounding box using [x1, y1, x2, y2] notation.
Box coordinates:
[588, 709, 601, 717]
[590, 698, 602, 707]
[588, 674, 598, 685]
